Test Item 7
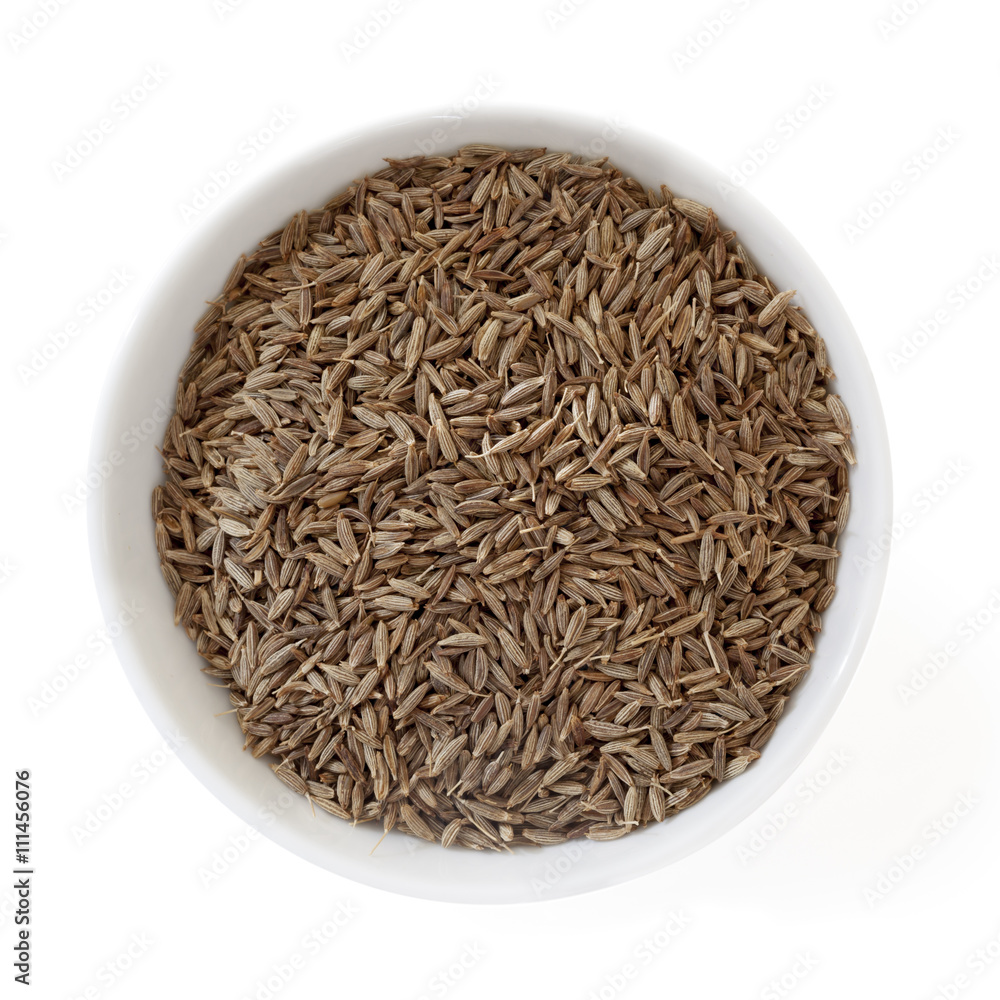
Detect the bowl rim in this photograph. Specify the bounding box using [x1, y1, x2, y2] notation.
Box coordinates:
[88, 104, 892, 903]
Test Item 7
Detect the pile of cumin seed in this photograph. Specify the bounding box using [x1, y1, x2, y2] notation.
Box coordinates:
[153, 144, 853, 850]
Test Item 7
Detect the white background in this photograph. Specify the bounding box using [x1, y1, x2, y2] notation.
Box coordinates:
[5, 0, 999, 997]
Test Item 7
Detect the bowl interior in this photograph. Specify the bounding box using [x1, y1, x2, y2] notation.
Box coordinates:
[89, 109, 891, 903]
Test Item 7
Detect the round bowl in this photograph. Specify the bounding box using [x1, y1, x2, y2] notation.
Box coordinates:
[89, 107, 891, 903]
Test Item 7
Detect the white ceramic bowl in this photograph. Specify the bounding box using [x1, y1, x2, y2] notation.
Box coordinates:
[89, 108, 891, 903]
